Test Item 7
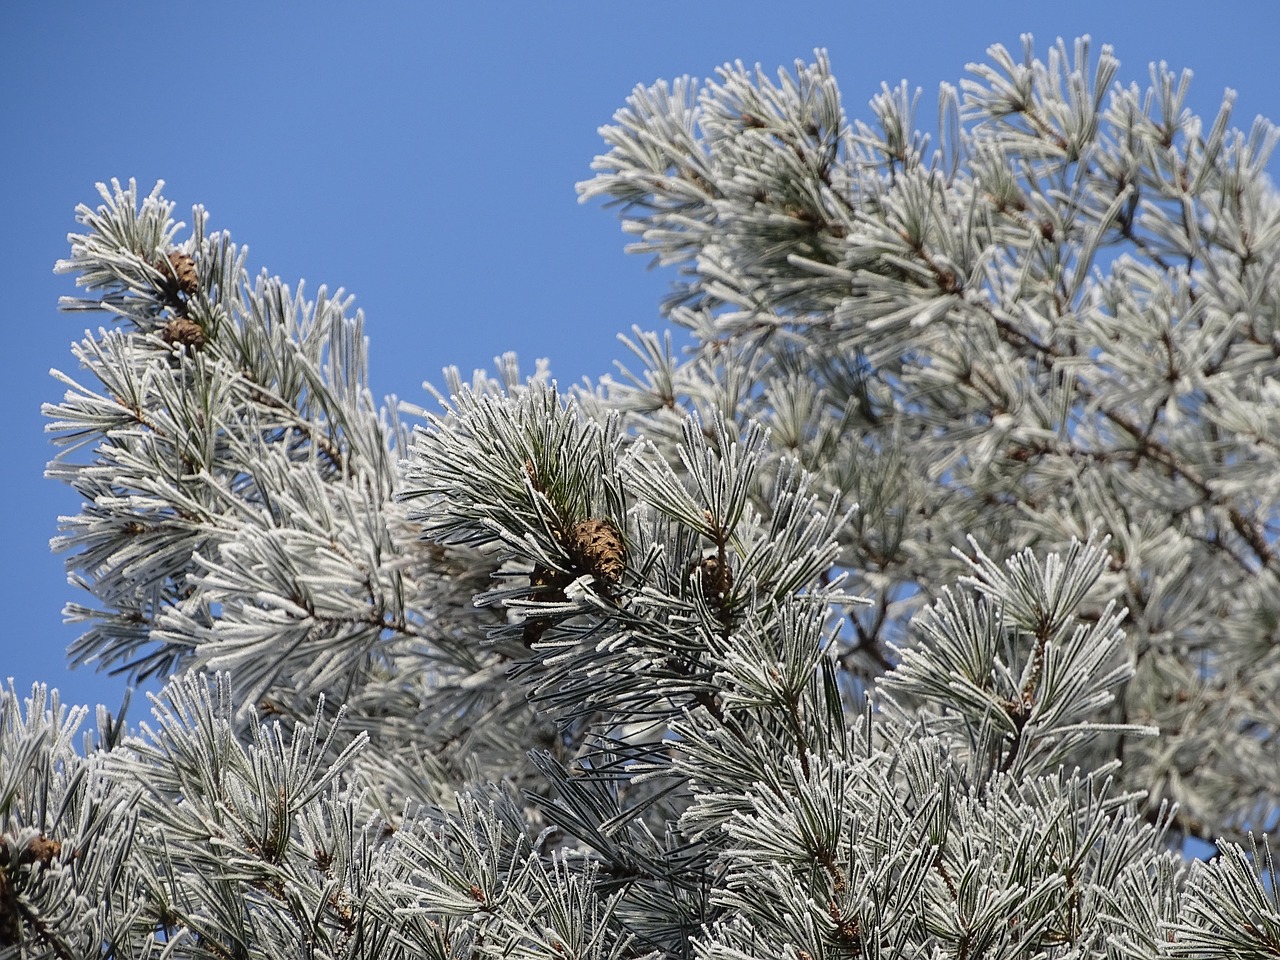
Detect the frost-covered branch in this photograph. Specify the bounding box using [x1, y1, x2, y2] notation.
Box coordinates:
[16, 34, 1280, 958]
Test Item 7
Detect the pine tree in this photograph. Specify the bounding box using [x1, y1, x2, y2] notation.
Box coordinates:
[5, 35, 1280, 958]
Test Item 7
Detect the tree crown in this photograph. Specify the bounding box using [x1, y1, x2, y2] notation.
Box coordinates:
[4, 35, 1280, 959]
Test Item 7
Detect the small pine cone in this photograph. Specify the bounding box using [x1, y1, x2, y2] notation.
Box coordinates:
[19, 836, 60, 868]
[567, 518, 625, 588]
[161, 316, 206, 349]
[156, 250, 199, 296]
[695, 554, 734, 602]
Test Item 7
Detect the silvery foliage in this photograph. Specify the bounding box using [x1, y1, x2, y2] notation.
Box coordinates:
[4, 35, 1280, 959]
[577, 36, 1280, 843]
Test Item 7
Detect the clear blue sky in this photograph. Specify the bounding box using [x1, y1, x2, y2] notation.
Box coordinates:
[3, 1, 1278, 713]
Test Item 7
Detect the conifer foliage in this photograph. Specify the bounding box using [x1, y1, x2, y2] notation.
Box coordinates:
[6, 36, 1280, 958]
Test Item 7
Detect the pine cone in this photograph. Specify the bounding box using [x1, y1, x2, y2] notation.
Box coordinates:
[161, 316, 206, 349]
[695, 553, 734, 602]
[0, 835, 60, 948]
[19, 836, 61, 868]
[567, 518, 625, 588]
[156, 250, 199, 296]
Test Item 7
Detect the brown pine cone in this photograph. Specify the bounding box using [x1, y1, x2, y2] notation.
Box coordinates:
[695, 553, 734, 602]
[161, 316, 206, 349]
[567, 518, 625, 588]
[155, 250, 199, 296]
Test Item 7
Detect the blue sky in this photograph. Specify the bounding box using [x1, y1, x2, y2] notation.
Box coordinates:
[3, 1, 1278, 713]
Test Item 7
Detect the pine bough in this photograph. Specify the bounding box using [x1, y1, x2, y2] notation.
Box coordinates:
[5, 35, 1280, 959]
